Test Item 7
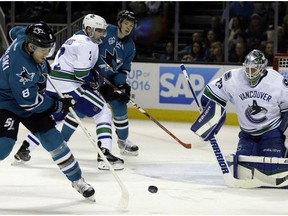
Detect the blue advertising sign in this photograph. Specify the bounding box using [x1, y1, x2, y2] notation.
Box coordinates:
[159, 66, 219, 105]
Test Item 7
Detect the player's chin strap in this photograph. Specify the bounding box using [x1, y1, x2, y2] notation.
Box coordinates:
[46, 74, 129, 209]
[180, 63, 288, 188]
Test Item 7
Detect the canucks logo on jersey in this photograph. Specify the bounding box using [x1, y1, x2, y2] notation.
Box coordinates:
[245, 100, 268, 123]
[16, 67, 35, 85]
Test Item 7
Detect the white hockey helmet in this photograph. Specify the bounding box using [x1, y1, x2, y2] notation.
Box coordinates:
[82, 14, 107, 32]
[243, 49, 268, 87]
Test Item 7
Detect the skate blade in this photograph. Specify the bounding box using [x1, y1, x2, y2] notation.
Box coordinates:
[11, 159, 26, 166]
[120, 149, 139, 156]
[86, 195, 96, 202]
[98, 161, 124, 171]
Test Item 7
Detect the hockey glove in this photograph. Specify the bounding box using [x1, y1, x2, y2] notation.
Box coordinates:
[37, 82, 46, 94]
[117, 84, 131, 103]
[51, 95, 76, 114]
[82, 80, 100, 91]
[82, 69, 100, 90]
[98, 84, 114, 101]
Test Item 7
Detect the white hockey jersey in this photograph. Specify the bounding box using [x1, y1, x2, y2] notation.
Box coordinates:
[46, 31, 99, 93]
[204, 67, 288, 135]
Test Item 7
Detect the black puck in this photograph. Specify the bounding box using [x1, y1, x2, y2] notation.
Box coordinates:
[148, 185, 158, 193]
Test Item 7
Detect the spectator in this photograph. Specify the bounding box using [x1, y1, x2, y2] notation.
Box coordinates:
[152, 41, 174, 61]
[263, 41, 274, 64]
[129, 1, 168, 46]
[203, 16, 224, 42]
[178, 32, 203, 59]
[277, 26, 288, 53]
[181, 41, 205, 62]
[203, 30, 216, 60]
[206, 41, 224, 63]
[282, 15, 288, 39]
[223, 1, 254, 29]
[245, 13, 265, 51]
[228, 16, 243, 46]
[258, 2, 274, 31]
[229, 30, 248, 53]
[229, 41, 247, 63]
[262, 25, 288, 53]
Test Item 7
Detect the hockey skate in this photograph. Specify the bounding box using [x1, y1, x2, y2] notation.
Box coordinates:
[97, 147, 124, 171]
[11, 141, 31, 165]
[118, 139, 139, 156]
[72, 177, 95, 202]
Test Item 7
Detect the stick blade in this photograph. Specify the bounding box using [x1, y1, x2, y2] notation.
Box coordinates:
[118, 190, 129, 210]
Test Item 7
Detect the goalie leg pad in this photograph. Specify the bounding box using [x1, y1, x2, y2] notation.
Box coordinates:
[191, 100, 226, 141]
[226, 154, 288, 179]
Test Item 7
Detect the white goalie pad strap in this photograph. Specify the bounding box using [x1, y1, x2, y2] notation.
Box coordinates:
[191, 100, 226, 140]
[237, 155, 288, 164]
[226, 154, 288, 166]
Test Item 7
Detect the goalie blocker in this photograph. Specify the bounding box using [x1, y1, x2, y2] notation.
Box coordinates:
[191, 100, 226, 141]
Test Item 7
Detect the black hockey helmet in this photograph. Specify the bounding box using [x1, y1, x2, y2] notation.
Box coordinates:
[117, 10, 137, 26]
[25, 21, 56, 48]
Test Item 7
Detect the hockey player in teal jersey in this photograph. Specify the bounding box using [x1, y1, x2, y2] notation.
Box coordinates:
[13, 15, 124, 171]
[0, 21, 95, 201]
[96, 10, 139, 156]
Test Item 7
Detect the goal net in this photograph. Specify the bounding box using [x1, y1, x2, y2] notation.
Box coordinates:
[273, 53, 288, 79]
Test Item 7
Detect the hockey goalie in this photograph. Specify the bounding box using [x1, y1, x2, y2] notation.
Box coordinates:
[191, 49, 288, 188]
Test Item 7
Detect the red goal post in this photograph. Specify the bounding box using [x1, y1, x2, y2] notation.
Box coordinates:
[273, 53, 288, 79]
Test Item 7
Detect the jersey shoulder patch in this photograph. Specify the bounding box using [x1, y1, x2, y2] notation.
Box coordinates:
[283, 78, 288, 88]
[223, 71, 232, 81]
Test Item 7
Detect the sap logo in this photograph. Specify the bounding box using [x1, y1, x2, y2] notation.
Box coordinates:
[159, 66, 219, 104]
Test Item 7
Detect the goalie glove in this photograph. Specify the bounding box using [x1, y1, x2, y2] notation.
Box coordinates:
[191, 100, 226, 141]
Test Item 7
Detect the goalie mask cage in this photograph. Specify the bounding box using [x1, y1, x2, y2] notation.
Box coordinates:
[273, 53, 288, 79]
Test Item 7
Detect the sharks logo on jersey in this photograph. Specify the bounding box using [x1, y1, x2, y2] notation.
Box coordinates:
[245, 100, 268, 123]
[100, 48, 122, 72]
[16, 67, 35, 85]
[108, 36, 116, 45]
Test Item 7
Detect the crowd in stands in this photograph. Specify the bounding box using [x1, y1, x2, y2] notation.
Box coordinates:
[1, 2, 288, 64]
[152, 2, 288, 64]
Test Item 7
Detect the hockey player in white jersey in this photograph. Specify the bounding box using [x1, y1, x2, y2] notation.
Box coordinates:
[191, 49, 288, 177]
[14, 14, 124, 171]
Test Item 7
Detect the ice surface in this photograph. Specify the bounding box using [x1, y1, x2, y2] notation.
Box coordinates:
[0, 119, 287, 215]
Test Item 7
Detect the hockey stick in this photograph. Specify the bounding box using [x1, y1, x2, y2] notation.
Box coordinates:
[180, 63, 277, 188]
[97, 73, 192, 149]
[181, 64, 203, 112]
[47, 74, 129, 209]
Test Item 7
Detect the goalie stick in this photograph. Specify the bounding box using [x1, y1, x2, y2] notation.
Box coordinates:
[179, 63, 288, 188]
[47, 74, 129, 209]
[97, 72, 192, 149]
